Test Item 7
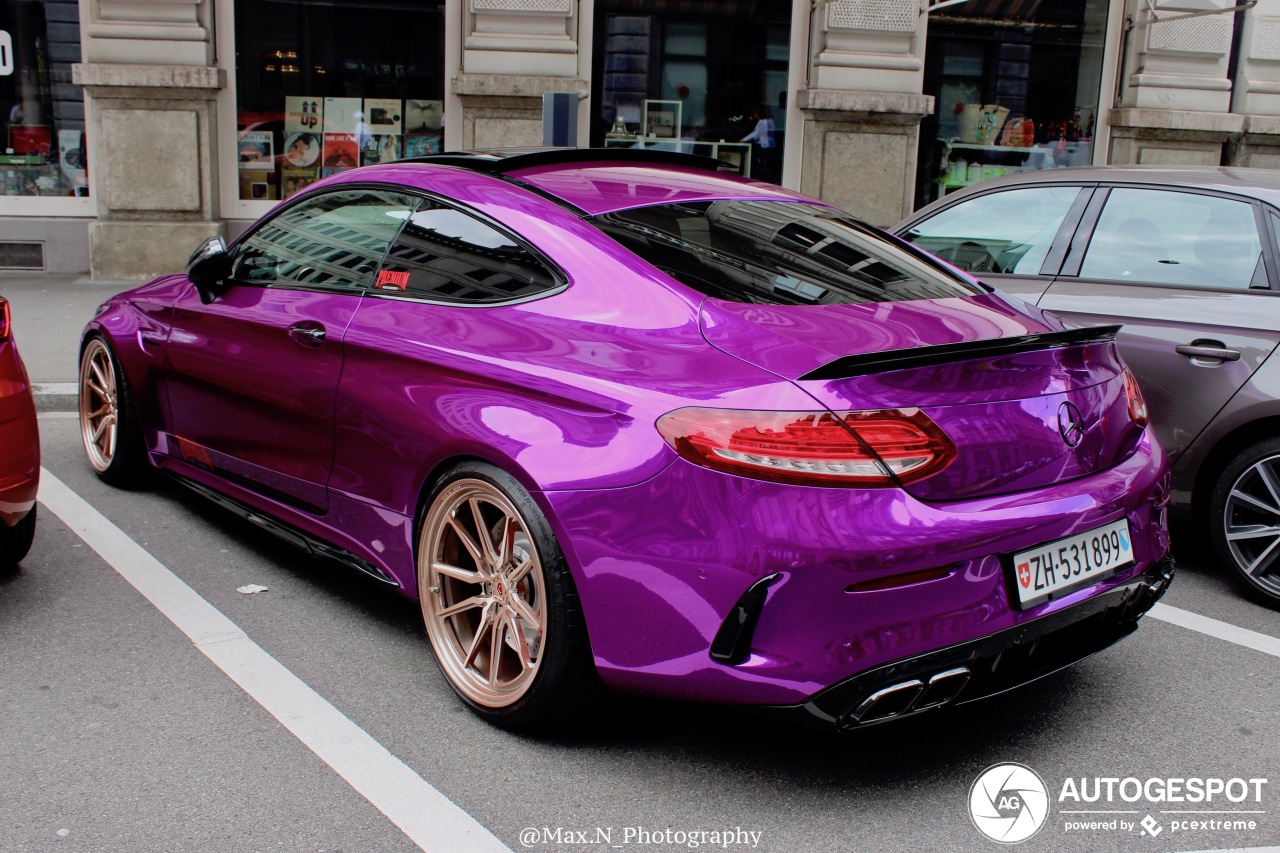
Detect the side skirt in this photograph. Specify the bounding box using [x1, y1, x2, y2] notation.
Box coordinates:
[171, 473, 399, 587]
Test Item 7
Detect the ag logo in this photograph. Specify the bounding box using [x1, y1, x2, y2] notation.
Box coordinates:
[969, 763, 1049, 844]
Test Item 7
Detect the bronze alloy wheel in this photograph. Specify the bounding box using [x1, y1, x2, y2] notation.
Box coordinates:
[419, 477, 548, 709]
[79, 337, 120, 473]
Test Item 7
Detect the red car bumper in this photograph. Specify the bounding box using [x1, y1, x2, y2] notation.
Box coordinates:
[0, 340, 39, 528]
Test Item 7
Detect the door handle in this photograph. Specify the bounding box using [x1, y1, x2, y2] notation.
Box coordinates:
[1175, 342, 1240, 363]
[288, 323, 326, 347]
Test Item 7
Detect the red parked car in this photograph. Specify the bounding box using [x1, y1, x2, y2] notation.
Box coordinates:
[0, 295, 39, 568]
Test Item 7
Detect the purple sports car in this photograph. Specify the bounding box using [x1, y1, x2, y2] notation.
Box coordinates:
[79, 149, 1173, 730]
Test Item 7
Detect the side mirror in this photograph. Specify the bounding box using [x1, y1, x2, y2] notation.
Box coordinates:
[186, 236, 232, 304]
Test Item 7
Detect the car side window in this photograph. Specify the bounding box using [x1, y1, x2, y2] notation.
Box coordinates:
[231, 188, 419, 291]
[371, 200, 560, 303]
[1080, 189, 1264, 290]
[900, 186, 1081, 275]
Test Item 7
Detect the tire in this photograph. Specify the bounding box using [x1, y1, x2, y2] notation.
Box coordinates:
[1209, 437, 1280, 609]
[79, 336, 149, 488]
[417, 462, 602, 728]
[0, 505, 36, 569]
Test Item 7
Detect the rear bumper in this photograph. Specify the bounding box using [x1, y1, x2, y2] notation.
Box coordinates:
[543, 431, 1170, 706]
[0, 347, 39, 528]
[759, 555, 1175, 731]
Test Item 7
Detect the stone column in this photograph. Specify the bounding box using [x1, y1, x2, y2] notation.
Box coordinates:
[1229, 1, 1280, 166]
[74, 0, 224, 279]
[798, 0, 933, 225]
[1110, 0, 1243, 165]
[450, 0, 589, 149]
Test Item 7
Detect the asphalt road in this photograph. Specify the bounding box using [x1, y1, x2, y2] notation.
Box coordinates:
[3, 414, 1278, 853]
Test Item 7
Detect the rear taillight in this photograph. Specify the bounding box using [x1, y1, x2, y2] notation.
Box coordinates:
[1123, 368, 1148, 428]
[655, 408, 956, 487]
[0, 298, 10, 343]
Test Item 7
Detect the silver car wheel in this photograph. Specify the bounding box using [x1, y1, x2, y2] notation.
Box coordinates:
[1222, 452, 1280, 598]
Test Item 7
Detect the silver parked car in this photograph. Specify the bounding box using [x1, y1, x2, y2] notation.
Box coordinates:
[895, 166, 1280, 609]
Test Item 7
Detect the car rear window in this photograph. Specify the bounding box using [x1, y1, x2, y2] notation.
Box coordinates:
[587, 200, 986, 305]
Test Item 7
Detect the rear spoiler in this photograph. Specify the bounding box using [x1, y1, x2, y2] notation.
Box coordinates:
[798, 325, 1122, 381]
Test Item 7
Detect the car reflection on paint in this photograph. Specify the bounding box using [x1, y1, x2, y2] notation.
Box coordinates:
[79, 149, 1172, 731]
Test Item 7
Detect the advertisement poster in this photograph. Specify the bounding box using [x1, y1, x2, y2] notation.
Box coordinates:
[283, 132, 321, 168]
[362, 134, 401, 166]
[323, 97, 362, 135]
[281, 167, 319, 199]
[237, 131, 274, 170]
[322, 133, 358, 170]
[238, 169, 277, 201]
[404, 99, 443, 133]
[403, 133, 441, 157]
[285, 96, 323, 133]
[364, 98, 403, 135]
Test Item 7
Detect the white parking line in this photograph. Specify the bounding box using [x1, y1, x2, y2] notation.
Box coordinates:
[37, 469, 513, 853]
[1149, 603, 1280, 659]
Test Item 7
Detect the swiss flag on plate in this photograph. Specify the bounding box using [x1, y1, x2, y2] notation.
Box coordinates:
[1017, 562, 1031, 588]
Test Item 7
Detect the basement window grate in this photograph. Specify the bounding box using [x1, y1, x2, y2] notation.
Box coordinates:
[0, 242, 45, 270]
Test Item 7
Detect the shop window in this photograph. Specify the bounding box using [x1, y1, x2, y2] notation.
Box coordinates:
[1079, 190, 1264, 290]
[0, 0, 87, 198]
[590, 0, 790, 185]
[916, 0, 1108, 209]
[232, 0, 444, 202]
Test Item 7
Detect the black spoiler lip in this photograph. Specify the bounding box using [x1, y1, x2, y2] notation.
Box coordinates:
[797, 325, 1123, 381]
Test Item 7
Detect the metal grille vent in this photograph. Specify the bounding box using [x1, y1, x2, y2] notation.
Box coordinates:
[0, 242, 44, 270]
[828, 0, 918, 33]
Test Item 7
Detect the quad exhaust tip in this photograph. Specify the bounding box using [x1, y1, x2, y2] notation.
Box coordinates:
[844, 666, 971, 726]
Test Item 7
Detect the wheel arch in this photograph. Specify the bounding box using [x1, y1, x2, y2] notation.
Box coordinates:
[1189, 415, 1280, 521]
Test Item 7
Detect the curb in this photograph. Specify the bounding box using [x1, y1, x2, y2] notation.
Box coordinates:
[33, 383, 78, 413]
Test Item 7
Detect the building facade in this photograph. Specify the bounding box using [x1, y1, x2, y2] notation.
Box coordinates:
[2, 0, 1279, 278]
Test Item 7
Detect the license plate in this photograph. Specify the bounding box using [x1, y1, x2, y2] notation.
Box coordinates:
[1010, 519, 1134, 609]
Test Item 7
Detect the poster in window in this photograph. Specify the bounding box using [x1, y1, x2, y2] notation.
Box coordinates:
[239, 169, 278, 201]
[58, 129, 87, 190]
[282, 167, 320, 199]
[362, 134, 401, 166]
[238, 131, 274, 170]
[9, 126, 52, 155]
[285, 96, 323, 133]
[283, 132, 321, 168]
[404, 133, 441, 157]
[322, 133, 359, 169]
[643, 100, 682, 140]
[364, 98, 403, 135]
[404, 99, 443, 132]
[323, 97, 362, 134]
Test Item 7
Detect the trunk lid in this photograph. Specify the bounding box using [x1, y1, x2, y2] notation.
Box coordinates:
[700, 293, 1144, 501]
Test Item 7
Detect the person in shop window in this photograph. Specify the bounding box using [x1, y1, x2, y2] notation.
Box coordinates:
[741, 110, 776, 181]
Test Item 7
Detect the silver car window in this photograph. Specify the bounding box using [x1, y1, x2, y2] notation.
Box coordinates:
[900, 186, 1080, 275]
[1080, 189, 1262, 290]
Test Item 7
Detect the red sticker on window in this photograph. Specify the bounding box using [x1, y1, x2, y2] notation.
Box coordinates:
[376, 270, 410, 291]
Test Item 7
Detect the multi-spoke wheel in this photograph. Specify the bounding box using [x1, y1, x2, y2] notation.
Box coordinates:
[1210, 439, 1280, 609]
[79, 336, 147, 487]
[418, 463, 600, 727]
